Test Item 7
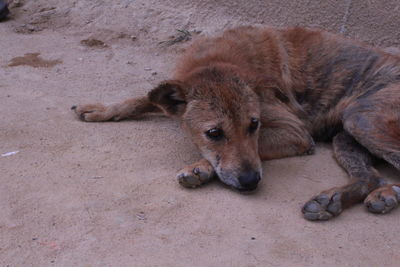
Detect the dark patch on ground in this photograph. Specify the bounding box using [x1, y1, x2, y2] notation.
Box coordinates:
[80, 38, 108, 48]
[8, 53, 62, 68]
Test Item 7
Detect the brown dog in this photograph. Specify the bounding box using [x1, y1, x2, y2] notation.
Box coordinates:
[72, 26, 400, 221]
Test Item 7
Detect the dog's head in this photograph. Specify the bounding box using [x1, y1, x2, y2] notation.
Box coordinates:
[149, 66, 262, 192]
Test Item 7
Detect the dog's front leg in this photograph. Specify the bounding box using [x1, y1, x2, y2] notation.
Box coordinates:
[72, 96, 161, 122]
[259, 125, 315, 160]
[258, 104, 314, 160]
[177, 159, 216, 188]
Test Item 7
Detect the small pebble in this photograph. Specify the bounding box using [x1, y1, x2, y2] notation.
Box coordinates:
[136, 212, 146, 220]
[392, 185, 400, 199]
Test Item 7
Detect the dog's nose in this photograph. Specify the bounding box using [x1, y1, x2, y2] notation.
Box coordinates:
[238, 171, 260, 190]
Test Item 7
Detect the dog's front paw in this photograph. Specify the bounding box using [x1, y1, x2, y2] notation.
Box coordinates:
[302, 189, 343, 221]
[177, 160, 215, 188]
[364, 185, 400, 214]
[71, 104, 114, 122]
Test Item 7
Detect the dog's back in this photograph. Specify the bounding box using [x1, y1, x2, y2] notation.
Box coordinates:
[174, 26, 400, 141]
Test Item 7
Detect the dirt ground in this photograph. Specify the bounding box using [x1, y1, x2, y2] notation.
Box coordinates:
[1, 0, 400, 266]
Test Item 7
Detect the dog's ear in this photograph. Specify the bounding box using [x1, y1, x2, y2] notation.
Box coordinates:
[148, 80, 187, 116]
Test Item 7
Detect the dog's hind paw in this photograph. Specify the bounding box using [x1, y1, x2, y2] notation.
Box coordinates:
[177, 160, 216, 188]
[72, 103, 116, 122]
[302, 190, 343, 221]
[364, 185, 400, 214]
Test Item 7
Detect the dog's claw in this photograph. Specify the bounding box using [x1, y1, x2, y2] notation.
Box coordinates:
[304, 140, 316, 155]
[79, 112, 88, 121]
[392, 185, 400, 198]
[193, 167, 200, 175]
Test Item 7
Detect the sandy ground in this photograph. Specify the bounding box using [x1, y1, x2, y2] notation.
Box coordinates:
[1, 0, 400, 266]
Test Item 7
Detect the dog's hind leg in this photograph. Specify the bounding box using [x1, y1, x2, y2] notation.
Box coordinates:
[302, 131, 384, 221]
[72, 96, 161, 122]
[176, 159, 216, 188]
[342, 84, 400, 214]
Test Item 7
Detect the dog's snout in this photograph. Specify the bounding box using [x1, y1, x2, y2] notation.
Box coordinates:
[238, 171, 260, 190]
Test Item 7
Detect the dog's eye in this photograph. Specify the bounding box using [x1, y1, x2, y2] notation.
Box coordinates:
[249, 118, 259, 133]
[205, 128, 224, 141]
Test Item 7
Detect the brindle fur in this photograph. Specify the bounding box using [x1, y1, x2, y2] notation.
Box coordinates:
[72, 26, 400, 221]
